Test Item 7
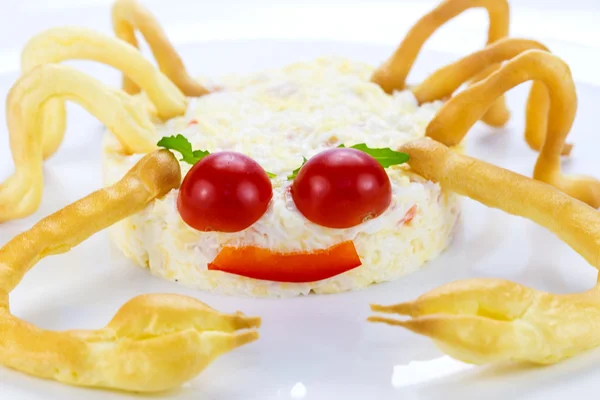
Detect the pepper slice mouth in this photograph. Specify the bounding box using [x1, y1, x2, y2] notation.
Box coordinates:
[208, 240, 362, 283]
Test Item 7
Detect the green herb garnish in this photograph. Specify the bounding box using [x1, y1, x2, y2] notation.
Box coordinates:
[286, 144, 409, 180]
[287, 157, 308, 180]
[157, 134, 277, 178]
[338, 143, 409, 168]
[157, 134, 209, 165]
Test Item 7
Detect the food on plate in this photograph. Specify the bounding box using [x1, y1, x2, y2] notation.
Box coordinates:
[370, 138, 600, 364]
[0, 150, 260, 392]
[102, 55, 461, 296]
[0, 0, 599, 392]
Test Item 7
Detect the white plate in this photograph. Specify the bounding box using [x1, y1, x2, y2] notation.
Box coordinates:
[1, 39, 600, 400]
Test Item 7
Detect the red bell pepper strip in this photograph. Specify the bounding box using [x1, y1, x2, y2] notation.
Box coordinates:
[403, 205, 417, 225]
[208, 240, 362, 283]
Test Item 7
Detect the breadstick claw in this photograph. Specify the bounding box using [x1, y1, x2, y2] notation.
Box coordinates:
[373, 139, 600, 364]
[371, 279, 534, 318]
[371, 279, 600, 364]
[0, 150, 260, 392]
[369, 312, 535, 364]
[107, 294, 262, 337]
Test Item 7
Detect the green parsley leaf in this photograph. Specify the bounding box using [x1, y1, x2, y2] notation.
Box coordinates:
[157, 134, 209, 165]
[158, 134, 277, 179]
[286, 144, 409, 180]
[287, 157, 307, 180]
[339, 143, 409, 168]
[192, 149, 210, 159]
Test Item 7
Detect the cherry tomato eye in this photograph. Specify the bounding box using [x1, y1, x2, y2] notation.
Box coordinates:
[291, 148, 392, 229]
[177, 152, 273, 232]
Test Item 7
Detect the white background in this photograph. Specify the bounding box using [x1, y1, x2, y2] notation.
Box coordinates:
[1, 0, 600, 83]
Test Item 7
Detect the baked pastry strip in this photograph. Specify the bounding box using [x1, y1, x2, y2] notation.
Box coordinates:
[0, 150, 260, 392]
[0, 64, 160, 221]
[371, 0, 510, 126]
[413, 38, 569, 155]
[21, 27, 187, 159]
[371, 137, 600, 364]
[112, 0, 209, 96]
[425, 50, 600, 207]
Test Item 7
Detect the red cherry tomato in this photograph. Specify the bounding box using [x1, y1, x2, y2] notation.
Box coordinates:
[291, 148, 392, 228]
[177, 152, 273, 232]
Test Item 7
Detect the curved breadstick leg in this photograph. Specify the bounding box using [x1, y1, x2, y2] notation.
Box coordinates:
[0, 150, 260, 392]
[413, 38, 571, 156]
[413, 38, 546, 103]
[21, 27, 187, 160]
[371, 0, 509, 92]
[112, 0, 209, 96]
[468, 64, 508, 127]
[370, 138, 600, 364]
[0, 64, 157, 222]
[426, 50, 600, 208]
[38, 96, 67, 160]
[523, 80, 574, 155]
[400, 139, 600, 266]
[370, 0, 510, 126]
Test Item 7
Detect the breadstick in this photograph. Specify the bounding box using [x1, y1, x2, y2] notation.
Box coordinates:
[370, 0, 510, 126]
[112, 0, 209, 96]
[413, 38, 547, 103]
[370, 281, 600, 364]
[400, 138, 600, 266]
[21, 26, 187, 159]
[413, 38, 571, 156]
[0, 64, 158, 222]
[0, 150, 260, 392]
[467, 64, 508, 127]
[370, 138, 600, 364]
[426, 50, 600, 207]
